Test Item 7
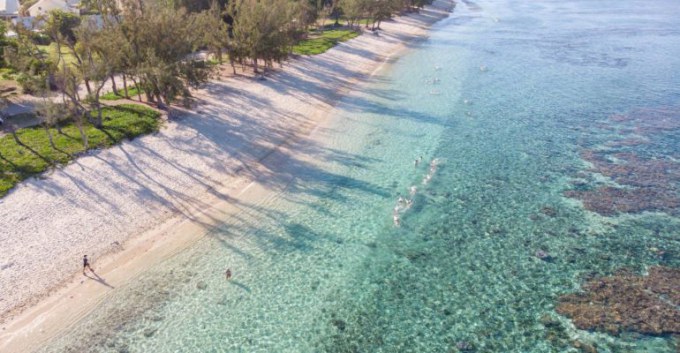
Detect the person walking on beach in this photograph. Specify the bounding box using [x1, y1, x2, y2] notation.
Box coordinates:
[225, 268, 232, 280]
[83, 255, 94, 274]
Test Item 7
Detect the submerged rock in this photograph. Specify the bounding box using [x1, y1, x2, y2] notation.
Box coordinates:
[556, 266, 680, 336]
[571, 340, 598, 353]
[454, 340, 475, 352]
[540, 314, 570, 347]
[535, 249, 552, 261]
[143, 328, 157, 338]
[332, 319, 347, 331]
[540, 206, 558, 217]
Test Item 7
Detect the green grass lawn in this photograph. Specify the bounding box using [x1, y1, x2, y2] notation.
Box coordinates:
[101, 86, 144, 100]
[0, 104, 160, 197]
[292, 29, 360, 55]
[37, 43, 78, 67]
[0, 67, 17, 80]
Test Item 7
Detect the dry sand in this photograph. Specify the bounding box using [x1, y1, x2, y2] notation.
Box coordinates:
[0, 1, 454, 351]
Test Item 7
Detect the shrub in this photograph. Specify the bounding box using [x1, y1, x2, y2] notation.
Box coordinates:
[30, 33, 51, 46]
[16, 72, 47, 94]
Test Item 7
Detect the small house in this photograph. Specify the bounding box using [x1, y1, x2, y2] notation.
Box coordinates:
[0, 0, 20, 18]
[28, 0, 79, 17]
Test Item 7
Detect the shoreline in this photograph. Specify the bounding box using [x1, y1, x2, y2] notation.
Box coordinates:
[0, 1, 454, 351]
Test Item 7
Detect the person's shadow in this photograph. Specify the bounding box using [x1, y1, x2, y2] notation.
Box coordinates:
[84, 271, 115, 289]
[229, 280, 251, 292]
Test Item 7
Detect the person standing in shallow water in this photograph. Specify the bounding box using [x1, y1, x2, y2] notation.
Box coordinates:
[225, 269, 232, 280]
[83, 255, 94, 275]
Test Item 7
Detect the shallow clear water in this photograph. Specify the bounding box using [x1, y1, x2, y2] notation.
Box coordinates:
[40, 0, 680, 352]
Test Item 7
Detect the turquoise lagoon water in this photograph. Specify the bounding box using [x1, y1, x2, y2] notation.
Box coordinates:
[40, 0, 680, 352]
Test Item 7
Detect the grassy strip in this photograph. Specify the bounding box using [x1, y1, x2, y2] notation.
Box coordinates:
[101, 86, 144, 101]
[0, 104, 160, 197]
[292, 29, 360, 55]
[37, 44, 78, 67]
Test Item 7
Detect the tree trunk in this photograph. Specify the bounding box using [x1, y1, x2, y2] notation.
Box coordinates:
[110, 74, 119, 96]
[84, 79, 92, 97]
[94, 99, 103, 128]
[131, 78, 143, 101]
[93, 80, 108, 128]
[145, 82, 155, 102]
[123, 74, 129, 98]
[230, 57, 237, 74]
[75, 117, 89, 149]
[253, 57, 259, 73]
[84, 110, 96, 125]
[43, 124, 56, 150]
[155, 93, 164, 108]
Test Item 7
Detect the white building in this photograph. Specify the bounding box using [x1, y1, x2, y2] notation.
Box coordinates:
[0, 0, 20, 18]
[28, 0, 79, 17]
[11, 16, 42, 30]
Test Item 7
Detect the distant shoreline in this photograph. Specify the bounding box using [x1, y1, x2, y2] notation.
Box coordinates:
[0, 1, 454, 351]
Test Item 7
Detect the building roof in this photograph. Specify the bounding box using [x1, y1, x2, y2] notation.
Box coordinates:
[0, 0, 20, 16]
[28, 0, 80, 16]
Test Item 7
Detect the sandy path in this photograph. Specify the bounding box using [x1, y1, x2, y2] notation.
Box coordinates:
[0, 1, 454, 351]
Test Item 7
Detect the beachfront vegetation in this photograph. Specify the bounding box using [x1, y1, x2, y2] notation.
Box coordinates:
[0, 0, 434, 196]
[293, 29, 359, 55]
[227, 0, 304, 73]
[101, 86, 144, 101]
[0, 104, 160, 197]
[6, 0, 432, 101]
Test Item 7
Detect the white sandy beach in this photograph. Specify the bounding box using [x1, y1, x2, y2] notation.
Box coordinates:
[0, 1, 453, 351]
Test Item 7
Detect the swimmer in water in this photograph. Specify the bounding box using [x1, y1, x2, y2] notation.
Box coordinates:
[409, 186, 417, 196]
[393, 214, 400, 227]
[225, 268, 232, 280]
[414, 159, 419, 167]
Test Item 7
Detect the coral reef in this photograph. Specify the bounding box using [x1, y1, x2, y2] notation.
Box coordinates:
[621, 108, 680, 134]
[564, 107, 680, 216]
[564, 186, 679, 216]
[556, 266, 680, 336]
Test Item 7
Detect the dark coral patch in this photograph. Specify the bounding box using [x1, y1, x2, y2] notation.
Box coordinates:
[556, 266, 680, 336]
[565, 107, 680, 216]
[564, 186, 680, 216]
